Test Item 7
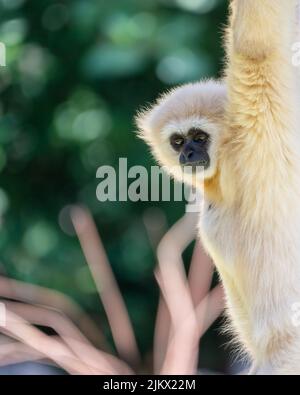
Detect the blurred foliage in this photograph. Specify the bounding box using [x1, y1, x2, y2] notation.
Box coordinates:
[0, 0, 229, 371]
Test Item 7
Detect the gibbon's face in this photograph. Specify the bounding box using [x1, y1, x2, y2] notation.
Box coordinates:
[170, 126, 210, 169]
[136, 80, 227, 187]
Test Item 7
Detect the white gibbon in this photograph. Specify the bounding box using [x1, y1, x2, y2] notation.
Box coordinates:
[137, 0, 300, 374]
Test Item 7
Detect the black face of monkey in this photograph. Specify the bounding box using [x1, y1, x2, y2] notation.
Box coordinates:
[170, 128, 210, 169]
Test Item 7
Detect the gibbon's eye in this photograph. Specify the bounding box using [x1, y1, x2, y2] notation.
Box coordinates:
[170, 134, 184, 150]
[188, 128, 209, 143]
[193, 132, 209, 143]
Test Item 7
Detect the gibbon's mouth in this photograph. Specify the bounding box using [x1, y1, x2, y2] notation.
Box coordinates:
[181, 159, 210, 171]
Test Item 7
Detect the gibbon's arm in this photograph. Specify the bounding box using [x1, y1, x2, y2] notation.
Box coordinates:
[219, 1, 300, 375]
[230, 0, 296, 60]
[220, 0, 299, 206]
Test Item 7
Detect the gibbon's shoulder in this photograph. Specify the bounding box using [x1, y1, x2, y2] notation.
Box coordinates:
[136, 79, 227, 144]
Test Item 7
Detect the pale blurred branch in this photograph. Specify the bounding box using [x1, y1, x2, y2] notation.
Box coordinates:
[0, 341, 45, 367]
[153, 213, 198, 373]
[0, 207, 225, 375]
[71, 205, 141, 367]
[2, 310, 100, 374]
[0, 275, 106, 348]
[154, 212, 225, 374]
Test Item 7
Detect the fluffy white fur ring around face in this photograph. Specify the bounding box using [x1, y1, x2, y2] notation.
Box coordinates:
[137, 80, 227, 188]
[137, 0, 300, 375]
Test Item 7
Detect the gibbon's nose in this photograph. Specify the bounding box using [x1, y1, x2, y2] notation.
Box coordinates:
[179, 149, 193, 164]
[180, 149, 205, 165]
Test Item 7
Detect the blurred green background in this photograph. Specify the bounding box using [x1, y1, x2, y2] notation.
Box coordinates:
[0, 0, 231, 372]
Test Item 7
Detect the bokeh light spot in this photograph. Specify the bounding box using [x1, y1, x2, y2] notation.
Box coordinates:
[23, 221, 58, 258]
[156, 49, 211, 84]
[0, 18, 27, 46]
[175, 0, 218, 13]
[0, 0, 25, 10]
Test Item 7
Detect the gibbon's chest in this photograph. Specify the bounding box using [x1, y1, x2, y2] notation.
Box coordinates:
[199, 202, 239, 274]
[200, 195, 300, 283]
